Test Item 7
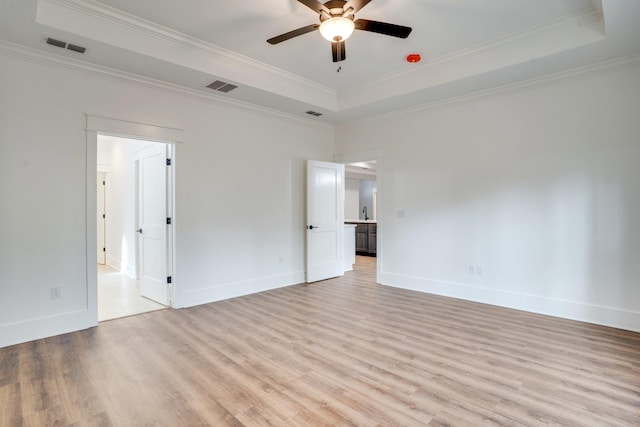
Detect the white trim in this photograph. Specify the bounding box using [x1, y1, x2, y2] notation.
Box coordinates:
[105, 255, 120, 271]
[345, 7, 604, 95]
[0, 40, 334, 130]
[177, 271, 306, 308]
[86, 116, 180, 320]
[41, 0, 333, 93]
[86, 130, 99, 327]
[338, 52, 640, 130]
[36, 0, 603, 115]
[379, 272, 640, 333]
[3, 37, 638, 131]
[338, 6, 605, 110]
[36, 0, 336, 110]
[0, 310, 91, 348]
[87, 115, 184, 143]
[334, 150, 383, 165]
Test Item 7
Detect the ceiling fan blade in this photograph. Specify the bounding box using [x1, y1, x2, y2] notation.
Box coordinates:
[267, 24, 320, 44]
[354, 19, 412, 38]
[343, 0, 372, 14]
[331, 40, 346, 62]
[297, 0, 330, 14]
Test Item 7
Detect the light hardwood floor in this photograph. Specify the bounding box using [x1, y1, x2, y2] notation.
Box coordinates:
[1, 256, 639, 426]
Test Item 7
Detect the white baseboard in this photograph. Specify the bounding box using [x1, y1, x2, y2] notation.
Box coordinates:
[379, 272, 640, 333]
[0, 310, 94, 348]
[106, 255, 120, 271]
[105, 256, 136, 279]
[123, 264, 136, 279]
[176, 271, 306, 308]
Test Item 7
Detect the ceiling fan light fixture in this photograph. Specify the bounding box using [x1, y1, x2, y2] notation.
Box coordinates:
[319, 17, 355, 42]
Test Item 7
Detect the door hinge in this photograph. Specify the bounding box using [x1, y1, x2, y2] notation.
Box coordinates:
[167, 276, 172, 284]
[166, 217, 172, 225]
[103, 247, 106, 252]
[102, 214, 106, 219]
[102, 180, 105, 185]
[166, 158, 172, 166]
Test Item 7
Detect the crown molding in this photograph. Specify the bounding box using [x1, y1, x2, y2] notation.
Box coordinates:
[338, 52, 640, 130]
[360, 7, 604, 89]
[45, 0, 311, 81]
[339, 6, 605, 111]
[33, 0, 611, 119]
[0, 40, 335, 130]
[37, 0, 337, 110]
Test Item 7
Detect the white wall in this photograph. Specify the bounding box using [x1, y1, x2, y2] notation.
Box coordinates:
[344, 178, 360, 220]
[336, 61, 640, 332]
[97, 136, 150, 277]
[359, 179, 377, 220]
[0, 51, 333, 347]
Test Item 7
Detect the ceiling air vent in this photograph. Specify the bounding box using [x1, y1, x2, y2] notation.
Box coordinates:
[44, 36, 87, 54]
[45, 37, 66, 49]
[206, 80, 238, 93]
[67, 43, 86, 54]
[306, 111, 323, 117]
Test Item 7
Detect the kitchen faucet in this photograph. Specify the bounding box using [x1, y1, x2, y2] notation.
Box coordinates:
[362, 206, 369, 221]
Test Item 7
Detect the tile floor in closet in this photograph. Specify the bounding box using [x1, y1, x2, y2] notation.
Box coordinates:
[98, 264, 166, 321]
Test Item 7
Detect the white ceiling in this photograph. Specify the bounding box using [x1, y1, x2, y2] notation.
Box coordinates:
[1, 0, 639, 124]
[92, 0, 593, 89]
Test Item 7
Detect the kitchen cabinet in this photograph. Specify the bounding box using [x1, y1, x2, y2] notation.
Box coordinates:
[348, 222, 377, 256]
[368, 224, 377, 254]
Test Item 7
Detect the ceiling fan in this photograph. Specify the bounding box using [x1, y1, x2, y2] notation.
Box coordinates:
[267, 0, 412, 63]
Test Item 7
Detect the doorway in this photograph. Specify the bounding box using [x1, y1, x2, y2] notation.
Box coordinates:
[86, 115, 183, 327]
[96, 134, 171, 321]
[345, 160, 378, 265]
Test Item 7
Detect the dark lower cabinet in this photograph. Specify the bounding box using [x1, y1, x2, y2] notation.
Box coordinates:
[349, 222, 377, 256]
[355, 224, 368, 253]
[368, 225, 377, 255]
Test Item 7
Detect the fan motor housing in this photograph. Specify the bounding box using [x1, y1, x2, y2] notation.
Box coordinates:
[321, 0, 350, 21]
[324, 0, 347, 10]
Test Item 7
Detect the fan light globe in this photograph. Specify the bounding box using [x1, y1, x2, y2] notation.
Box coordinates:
[319, 17, 355, 42]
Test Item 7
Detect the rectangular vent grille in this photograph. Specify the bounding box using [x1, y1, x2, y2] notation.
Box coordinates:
[46, 37, 66, 48]
[306, 111, 323, 117]
[206, 80, 238, 93]
[44, 36, 86, 54]
[67, 43, 86, 54]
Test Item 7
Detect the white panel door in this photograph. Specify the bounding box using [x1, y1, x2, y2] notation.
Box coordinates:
[138, 144, 169, 305]
[306, 160, 345, 283]
[96, 173, 106, 265]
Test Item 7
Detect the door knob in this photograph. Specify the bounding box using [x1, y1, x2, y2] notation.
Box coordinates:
[136, 228, 143, 234]
[308, 225, 317, 230]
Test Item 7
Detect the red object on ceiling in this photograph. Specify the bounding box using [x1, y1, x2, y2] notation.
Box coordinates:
[406, 53, 421, 63]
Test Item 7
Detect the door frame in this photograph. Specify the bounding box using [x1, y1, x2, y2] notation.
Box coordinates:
[96, 172, 106, 265]
[85, 115, 183, 326]
[334, 150, 382, 283]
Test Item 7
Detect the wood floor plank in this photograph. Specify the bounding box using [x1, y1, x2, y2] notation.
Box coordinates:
[0, 382, 23, 426]
[2, 256, 639, 426]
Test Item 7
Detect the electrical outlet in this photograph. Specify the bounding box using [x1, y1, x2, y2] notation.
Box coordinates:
[476, 265, 483, 276]
[51, 287, 61, 299]
[468, 265, 476, 275]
